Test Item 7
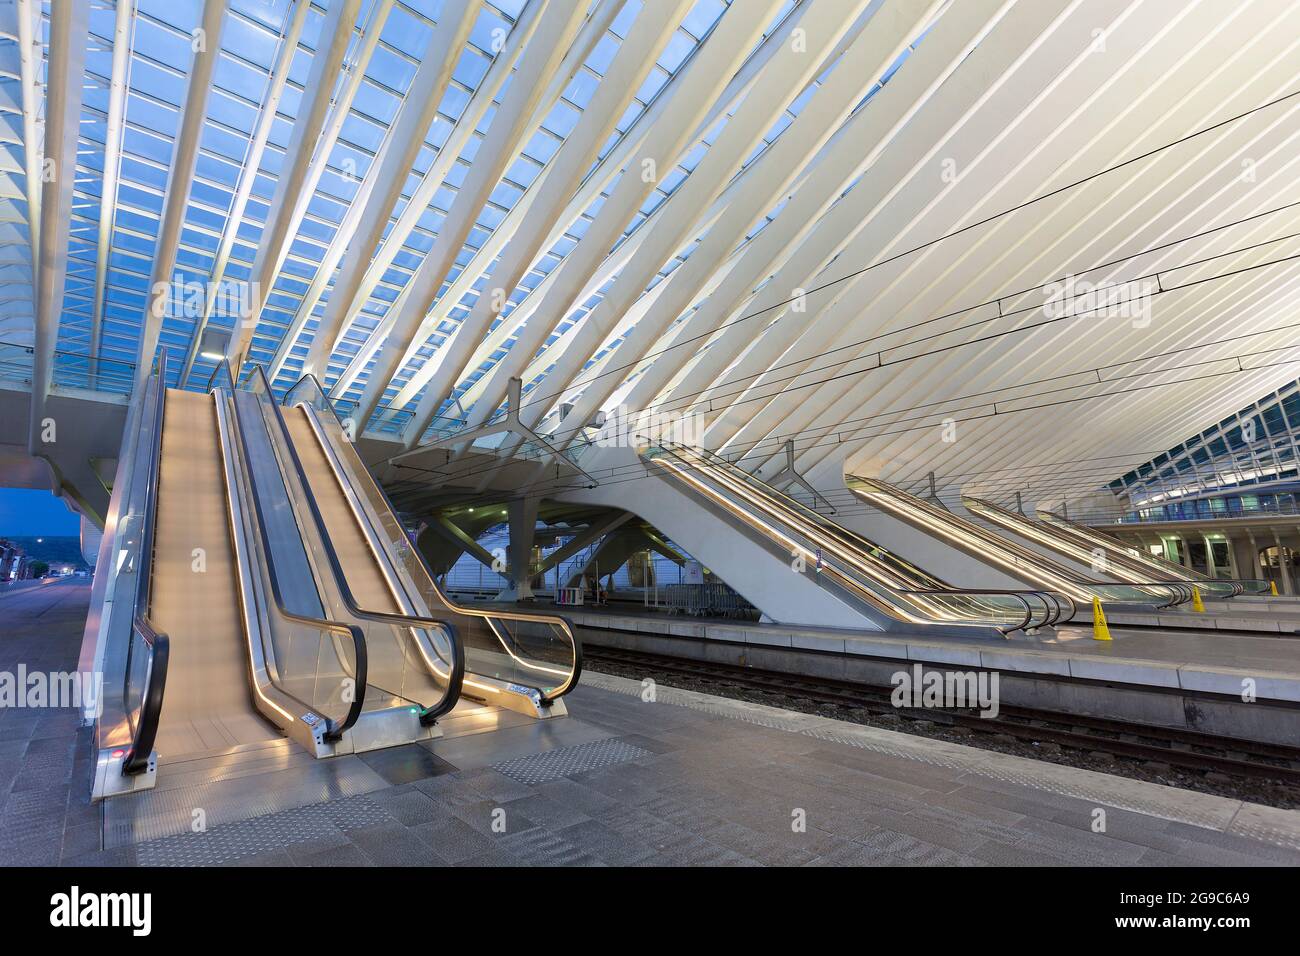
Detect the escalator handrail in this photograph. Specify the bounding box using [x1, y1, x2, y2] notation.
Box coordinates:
[1037, 509, 1255, 597]
[122, 348, 171, 775]
[893, 588, 1033, 634]
[214, 360, 371, 739]
[284, 370, 582, 702]
[241, 365, 465, 722]
[962, 496, 1198, 607]
[847, 475, 1101, 588]
[668, 442, 946, 587]
[653, 443, 1066, 633]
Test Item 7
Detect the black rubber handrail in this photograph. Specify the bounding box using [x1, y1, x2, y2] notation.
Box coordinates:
[241, 364, 464, 723]
[284, 371, 583, 702]
[121, 619, 169, 774]
[122, 349, 171, 775]
[214, 363, 371, 739]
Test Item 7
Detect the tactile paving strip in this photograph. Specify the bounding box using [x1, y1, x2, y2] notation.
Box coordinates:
[136, 795, 394, 867]
[492, 738, 651, 786]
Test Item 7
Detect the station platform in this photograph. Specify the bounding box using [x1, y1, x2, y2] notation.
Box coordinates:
[548, 604, 1300, 746]
[556, 605, 1300, 698]
[1113, 603, 1300, 635]
[3, 579, 1299, 866]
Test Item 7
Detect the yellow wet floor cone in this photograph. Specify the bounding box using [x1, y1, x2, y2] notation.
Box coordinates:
[1191, 585, 1205, 613]
[1271, 581, 1279, 596]
[1091, 596, 1112, 641]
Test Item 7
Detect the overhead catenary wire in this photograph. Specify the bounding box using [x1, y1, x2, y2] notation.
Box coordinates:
[390, 350, 1300, 504]
[451, 87, 1300, 426]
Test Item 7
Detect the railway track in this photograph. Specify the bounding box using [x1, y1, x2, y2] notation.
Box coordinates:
[583, 644, 1300, 786]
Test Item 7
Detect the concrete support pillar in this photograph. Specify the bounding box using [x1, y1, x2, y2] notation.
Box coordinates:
[502, 497, 540, 600]
[1245, 529, 1263, 580]
[1204, 533, 1217, 578]
[1273, 531, 1293, 595]
[567, 529, 647, 589]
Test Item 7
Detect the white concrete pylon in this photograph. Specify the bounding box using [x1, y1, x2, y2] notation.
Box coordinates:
[28, 0, 89, 456]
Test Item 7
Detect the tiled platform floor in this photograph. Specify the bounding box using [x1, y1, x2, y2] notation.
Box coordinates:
[5, 579, 1300, 867]
[0, 580, 100, 865]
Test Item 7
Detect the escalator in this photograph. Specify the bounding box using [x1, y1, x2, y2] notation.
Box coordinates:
[270, 370, 582, 719]
[963, 495, 1242, 602]
[641, 442, 1072, 637]
[1036, 508, 1269, 597]
[846, 476, 1196, 610]
[91, 352, 461, 801]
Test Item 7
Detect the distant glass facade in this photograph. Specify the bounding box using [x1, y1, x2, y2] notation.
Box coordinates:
[1109, 378, 1300, 521]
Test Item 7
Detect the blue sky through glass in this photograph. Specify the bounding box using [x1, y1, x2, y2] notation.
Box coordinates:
[0, 488, 82, 537]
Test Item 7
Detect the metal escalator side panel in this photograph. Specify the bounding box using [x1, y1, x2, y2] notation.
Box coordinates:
[235, 369, 464, 721]
[1037, 509, 1210, 583]
[645, 447, 1047, 634]
[280, 407, 453, 709]
[641, 448, 934, 626]
[845, 475, 1095, 604]
[287, 397, 579, 711]
[231, 389, 327, 619]
[671, 444, 949, 589]
[282, 369, 582, 697]
[225, 372, 465, 751]
[213, 389, 359, 752]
